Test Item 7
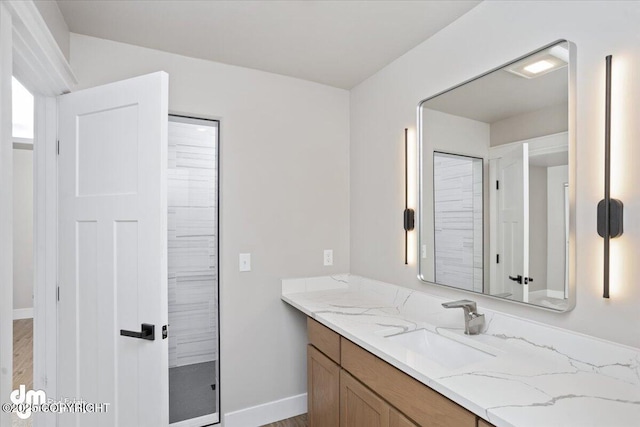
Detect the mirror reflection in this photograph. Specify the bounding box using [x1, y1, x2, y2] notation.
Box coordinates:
[419, 41, 572, 311]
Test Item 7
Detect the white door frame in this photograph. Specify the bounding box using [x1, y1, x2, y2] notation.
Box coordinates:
[32, 96, 60, 407]
[0, 2, 76, 426]
[0, 7, 15, 427]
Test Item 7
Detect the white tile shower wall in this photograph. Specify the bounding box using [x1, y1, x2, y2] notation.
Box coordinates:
[433, 154, 483, 292]
[168, 119, 218, 368]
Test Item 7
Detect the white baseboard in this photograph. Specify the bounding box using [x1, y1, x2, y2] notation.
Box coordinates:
[13, 308, 33, 320]
[529, 289, 565, 300]
[224, 393, 307, 427]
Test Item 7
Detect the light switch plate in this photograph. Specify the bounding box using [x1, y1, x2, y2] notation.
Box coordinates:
[239, 253, 251, 272]
[324, 249, 333, 266]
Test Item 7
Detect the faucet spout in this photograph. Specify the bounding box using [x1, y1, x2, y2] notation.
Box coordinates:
[442, 299, 477, 312]
[442, 299, 485, 335]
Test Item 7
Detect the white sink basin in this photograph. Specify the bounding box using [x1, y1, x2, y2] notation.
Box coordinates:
[386, 329, 494, 369]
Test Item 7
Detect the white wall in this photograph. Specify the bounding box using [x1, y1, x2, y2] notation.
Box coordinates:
[69, 33, 350, 416]
[528, 165, 547, 293]
[33, 0, 70, 60]
[547, 165, 569, 293]
[13, 148, 33, 314]
[351, 1, 640, 348]
[490, 103, 568, 147]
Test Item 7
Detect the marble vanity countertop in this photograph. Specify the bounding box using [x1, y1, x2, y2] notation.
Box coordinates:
[281, 274, 640, 427]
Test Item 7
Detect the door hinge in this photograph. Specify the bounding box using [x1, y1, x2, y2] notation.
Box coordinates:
[496, 180, 500, 190]
[57, 285, 60, 302]
[162, 325, 168, 339]
[496, 254, 500, 264]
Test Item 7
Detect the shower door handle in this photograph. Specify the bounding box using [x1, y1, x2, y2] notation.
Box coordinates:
[120, 323, 155, 341]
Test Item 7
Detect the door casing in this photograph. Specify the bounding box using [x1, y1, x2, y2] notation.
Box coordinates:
[0, 2, 76, 426]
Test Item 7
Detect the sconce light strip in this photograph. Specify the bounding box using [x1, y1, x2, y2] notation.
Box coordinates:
[403, 128, 415, 265]
[597, 55, 624, 298]
[404, 128, 409, 265]
[405, 128, 409, 213]
[603, 55, 612, 299]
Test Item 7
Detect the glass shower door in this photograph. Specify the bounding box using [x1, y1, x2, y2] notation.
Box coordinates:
[168, 115, 220, 426]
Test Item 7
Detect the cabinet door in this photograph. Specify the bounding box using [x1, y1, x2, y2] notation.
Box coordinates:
[390, 408, 417, 427]
[341, 370, 390, 427]
[477, 418, 495, 427]
[308, 345, 340, 427]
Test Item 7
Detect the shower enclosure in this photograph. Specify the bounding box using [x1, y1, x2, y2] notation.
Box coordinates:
[167, 115, 220, 426]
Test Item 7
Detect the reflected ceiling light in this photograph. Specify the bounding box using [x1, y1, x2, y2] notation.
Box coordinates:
[505, 45, 568, 79]
[524, 60, 554, 74]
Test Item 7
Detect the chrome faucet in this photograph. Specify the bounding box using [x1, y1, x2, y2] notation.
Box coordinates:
[441, 300, 485, 335]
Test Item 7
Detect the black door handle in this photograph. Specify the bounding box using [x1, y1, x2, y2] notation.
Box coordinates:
[120, 323, 155, 341]
[508, 275, 523, 284]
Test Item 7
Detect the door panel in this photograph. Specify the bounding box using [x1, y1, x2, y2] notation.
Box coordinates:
[307, 345, 340, 427]
[496, 142, 529, 302]
[389, 408, 418, 427]
[58, 72, 168, 427]
[341, 370, 390, 427]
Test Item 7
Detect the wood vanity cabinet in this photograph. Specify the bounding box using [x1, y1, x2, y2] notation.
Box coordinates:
[307, 317, 494, 427]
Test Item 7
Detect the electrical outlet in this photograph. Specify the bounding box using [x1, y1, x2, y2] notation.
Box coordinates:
[239, 253, 251, 272]
[324, 249, 333, 266]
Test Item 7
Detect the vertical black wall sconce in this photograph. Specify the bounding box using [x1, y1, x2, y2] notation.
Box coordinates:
[597, 55, 623, 298]
[403, 128, 415, 265]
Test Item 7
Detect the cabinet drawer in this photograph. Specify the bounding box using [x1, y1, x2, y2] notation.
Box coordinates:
[341, 338, 475, 427]
[308, 317, 341, 363]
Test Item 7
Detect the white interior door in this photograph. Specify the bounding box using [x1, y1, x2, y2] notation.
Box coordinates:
[496, 142, 529, 302]
[57, 72, 168, 427]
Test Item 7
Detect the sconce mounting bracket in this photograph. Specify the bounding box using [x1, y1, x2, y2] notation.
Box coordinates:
[404, 208, 415, 231]
[597, 198, 623, 238]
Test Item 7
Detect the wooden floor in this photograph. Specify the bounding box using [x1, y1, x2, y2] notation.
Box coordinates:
[13, 319, 33, 390]
[261, 414, 308, 427]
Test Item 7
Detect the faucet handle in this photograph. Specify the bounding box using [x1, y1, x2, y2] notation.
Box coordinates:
[442, 299, 484, 335]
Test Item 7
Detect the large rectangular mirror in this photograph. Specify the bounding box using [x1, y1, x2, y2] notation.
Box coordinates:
[418, 40, 575, 311]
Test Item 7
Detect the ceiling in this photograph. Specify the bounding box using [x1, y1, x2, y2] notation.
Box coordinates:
[422, 61, 568, 124]
[56, 0, 481, 89]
